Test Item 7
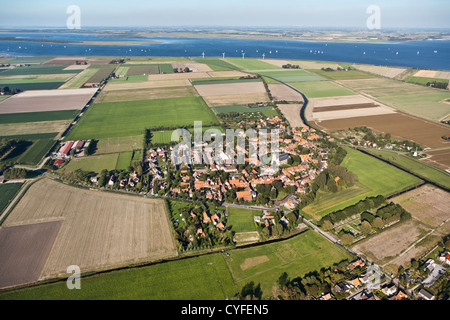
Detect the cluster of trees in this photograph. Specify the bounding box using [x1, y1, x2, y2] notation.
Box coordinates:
[426, 81, 448, 89]
[273, 258, 362, 300]
[0, 86, 22, 95]
[282, 64, 300, 69]
[256, 211, 302, 241]
[83, 140, 97, 156]
[3, 168, 38, 180]
[362, 202, 411, 227]
[319, 195, 386, 228]
[0, 139, 18, 159]
[327, 146, 347, 165]
[166, 200, 234, 251]
[236, 281, 263, 300]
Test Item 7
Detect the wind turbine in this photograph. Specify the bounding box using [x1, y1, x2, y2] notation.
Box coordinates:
[222, 52, 225, 59]
[202, 52, 205, 58]
[242, 52, 245, 59]
[262, 53, 265, 60]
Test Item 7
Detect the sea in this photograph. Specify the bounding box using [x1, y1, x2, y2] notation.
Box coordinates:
[1, 31, 450, 70]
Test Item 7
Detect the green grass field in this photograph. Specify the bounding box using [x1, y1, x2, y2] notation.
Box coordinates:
[60, 153, 119, 174]
[309, 69, 378, 80]
[290, 81, 357, 98]
[365, 149, 450, 189]
[0, 253, 237, 300]
[227, 207, 261, 233]
[159, 64, 174, 74]
[115, 152, 133, 170]
[3, 57, 54, 64]
[62, 68, 99, 88]
[225, 58, 281, 70]
[0, 183, 23, 214]
[193, 58, 238, 71]
[95, 135, 144, 154]
[14, 139, 55, 165]
[0, 82, 65, 90]
[257, 70, 325, 83]
[150, 126, 224, 145]
[303, 147, 421, 219]
[405, 76, 449, 86]
[0, 76, 70, 84]
[223, 230, 354, 297]
[0, 65, 79, 76]
[66, 96, 219, 140]
[0, 110, 79, 125]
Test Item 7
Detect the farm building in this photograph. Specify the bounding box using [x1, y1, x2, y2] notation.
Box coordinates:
[58, 141, 74, 157]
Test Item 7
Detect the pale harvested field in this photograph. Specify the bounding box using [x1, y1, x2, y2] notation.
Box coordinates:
[3, 178, 177, 280]
[353, 64, 407, 79]
[312, 106, 396, 121]
[0, 220, 62, 289]
[0, 120, 69, 136]
[277, 104, 304, 128]
[309, 95, 379, 108]
[98, 86, 197, 103]
[309, 94, 396, 121]
[204, 93, 270, 107]
[414, 70, 450, 79]
[0, 74, 72, 80]
[207, 71, 250, 78]
[104, 79, 191, 91]
[234, 231, 260, 243]
[352, 220, 431, 266]
[391, 185, 450, 229]
[147, 72, 211, 81]
[269, 84, 304, 101]
[63, 64, 90, 71]
[195, 81, 267, 96]
[172, 63, 213, 72]
[0, 88, 97, 114]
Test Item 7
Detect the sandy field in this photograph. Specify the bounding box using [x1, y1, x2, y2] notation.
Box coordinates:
[313, 112, 450, 149]
[312, 106, 396, 121]
[352, 220, 431, 265]
[240, 256, 270, 271]
[269, 84, 304, 102]
[391, 185, 450, 229]
[104, 79, 191, 91]
[203, 93, 270, 107]
[414, 70, 450, 80]
[309, 94, 396, 121]
[172, 63, 213, 72]
[3, 178, 177, 280]
[207, 71, 250, 78]
[353, 64, 407, 79]
[63, 64, 90, 71]
[98, 86, 197, 103]
[0, 120, 70, 136]
[277, 104, 304, 128]
[195, 81, 267, 96]
[0, 88, 97, 114]
[0, 220, 62, 289]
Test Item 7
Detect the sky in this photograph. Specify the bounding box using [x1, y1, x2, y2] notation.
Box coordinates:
[0, 0, 449, 29]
